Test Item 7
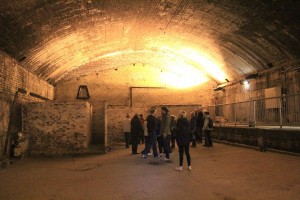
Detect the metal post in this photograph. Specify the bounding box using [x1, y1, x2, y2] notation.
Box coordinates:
[279, 98, 283, 128]
[234, 104, 237, 126]
[253, 100, 256, 127]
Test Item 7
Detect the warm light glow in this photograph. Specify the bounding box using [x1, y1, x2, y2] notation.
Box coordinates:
[179, 49, 226, 83]
[243, 80, 250, 90]
[159, 46, 227, 83]
[160, 61, 207, 89]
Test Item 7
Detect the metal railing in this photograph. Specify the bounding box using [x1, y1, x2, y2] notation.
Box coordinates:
[207, 94, 300, 127]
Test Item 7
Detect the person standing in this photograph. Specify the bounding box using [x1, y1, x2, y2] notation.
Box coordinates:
[122, 113, 131, 148]
[161, 106, 171, 161]
[156, 116, 163, 156]
[189, 112, 197, 147]
[131, 113, 143, 154]
[143, 119, 149, 153]
[141, 108, 159, 158]
[139, 114, 145, 144]
[195, 107, 204, 143]
[175, 111, 191, 171]
[202, 110, 213, 147]
[170, 115, 177, 149]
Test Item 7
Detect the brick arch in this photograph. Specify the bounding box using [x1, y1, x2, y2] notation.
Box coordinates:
[0, 0, 299, 85]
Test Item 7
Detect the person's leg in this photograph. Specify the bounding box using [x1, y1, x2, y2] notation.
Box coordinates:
[178, 145, 184, 166]
[135, 140, 139, 153]
[124, 132, 129, 148]
[199, 129, 203, 143]
[157, 136, 163, 154]
[132, 136, 139, 154]
[195, 128, 200, 143]
[164, 135, 171, 159]
[185, 145, 191, 167]
[191, 131, 196, 147]
[143, 133, 153, 156]
[204, 130, 209, 147]
[131, 138, 135, 154]
[129, 132, 132, 145]
[208, 131, 213, 147]
[171, 137, 176, 149]
[144, 136, 148, 149]
[151, 133, 158, 157]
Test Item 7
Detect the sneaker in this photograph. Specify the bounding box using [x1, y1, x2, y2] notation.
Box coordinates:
[142, 154, 147, 159]
[147, 153, 152, 156]
[162, 157, 170, 161]
[188, 166, 192, 171]
[175, 166, 183, 171]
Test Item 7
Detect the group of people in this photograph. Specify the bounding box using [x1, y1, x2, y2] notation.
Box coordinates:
[122, 106, 213, 171]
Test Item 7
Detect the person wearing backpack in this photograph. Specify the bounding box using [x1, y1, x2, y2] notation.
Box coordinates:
[202, 110, 213, 148]
[175, 110, 191, 171]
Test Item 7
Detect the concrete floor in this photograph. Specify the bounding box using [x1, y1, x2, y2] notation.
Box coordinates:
[0, 143, 300, 200]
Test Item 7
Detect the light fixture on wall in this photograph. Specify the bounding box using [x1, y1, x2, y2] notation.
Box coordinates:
[214, 87, 224, 91]
[76, 85, 90, 100]
[242, 80, 249, 85]
[242, 80, 250, 90]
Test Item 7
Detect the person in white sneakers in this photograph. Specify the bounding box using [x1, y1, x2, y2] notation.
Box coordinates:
[175, 111, 191, 171]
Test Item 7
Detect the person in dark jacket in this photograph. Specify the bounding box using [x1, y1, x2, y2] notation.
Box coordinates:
[161, 106, 171, 161]
[170, 115, 177, 149]
[131, 113, 143, 154]
[175, 110, 191, 171]
[156, 116, 163, 155]
[141, 108, 159, 158]
[195, 107, 204, 143]
[139, 114, 145, 144]
[189, 111, 197, 147]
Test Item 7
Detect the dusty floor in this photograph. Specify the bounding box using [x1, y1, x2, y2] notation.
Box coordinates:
[0, 143, 300, 200]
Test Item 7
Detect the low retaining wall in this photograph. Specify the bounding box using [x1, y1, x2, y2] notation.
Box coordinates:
[212, 126, 300, 153]
[22, 101, 92, 156]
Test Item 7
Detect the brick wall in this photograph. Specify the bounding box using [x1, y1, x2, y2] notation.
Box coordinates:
[22, 101, 92, 156]
[55, 72, 216, 146]
[0, 50, 54, 160]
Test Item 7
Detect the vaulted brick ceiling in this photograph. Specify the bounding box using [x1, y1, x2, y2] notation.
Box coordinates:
[0, 0, 299, 85]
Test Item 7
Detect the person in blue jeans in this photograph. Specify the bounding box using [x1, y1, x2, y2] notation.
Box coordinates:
[161, 106, 171, 161]
[141, 108, 159, 158]
[156, 117, 163, 155]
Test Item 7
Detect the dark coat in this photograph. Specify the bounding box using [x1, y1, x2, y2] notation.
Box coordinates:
[190, 116, 196, 131]
[176, 117, 190, 146]
[131, 115, 143, 137]
[196, 112, 204, 128]
[146, 114, 157, 133]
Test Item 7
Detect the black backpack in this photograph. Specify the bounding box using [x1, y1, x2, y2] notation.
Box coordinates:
[208, 118, 213, 129]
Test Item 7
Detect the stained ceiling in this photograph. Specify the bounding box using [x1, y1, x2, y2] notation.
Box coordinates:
[0, 0, 299, 86]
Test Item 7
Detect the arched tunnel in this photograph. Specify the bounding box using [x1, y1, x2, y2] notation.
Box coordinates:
[0, 1, 300, 199]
